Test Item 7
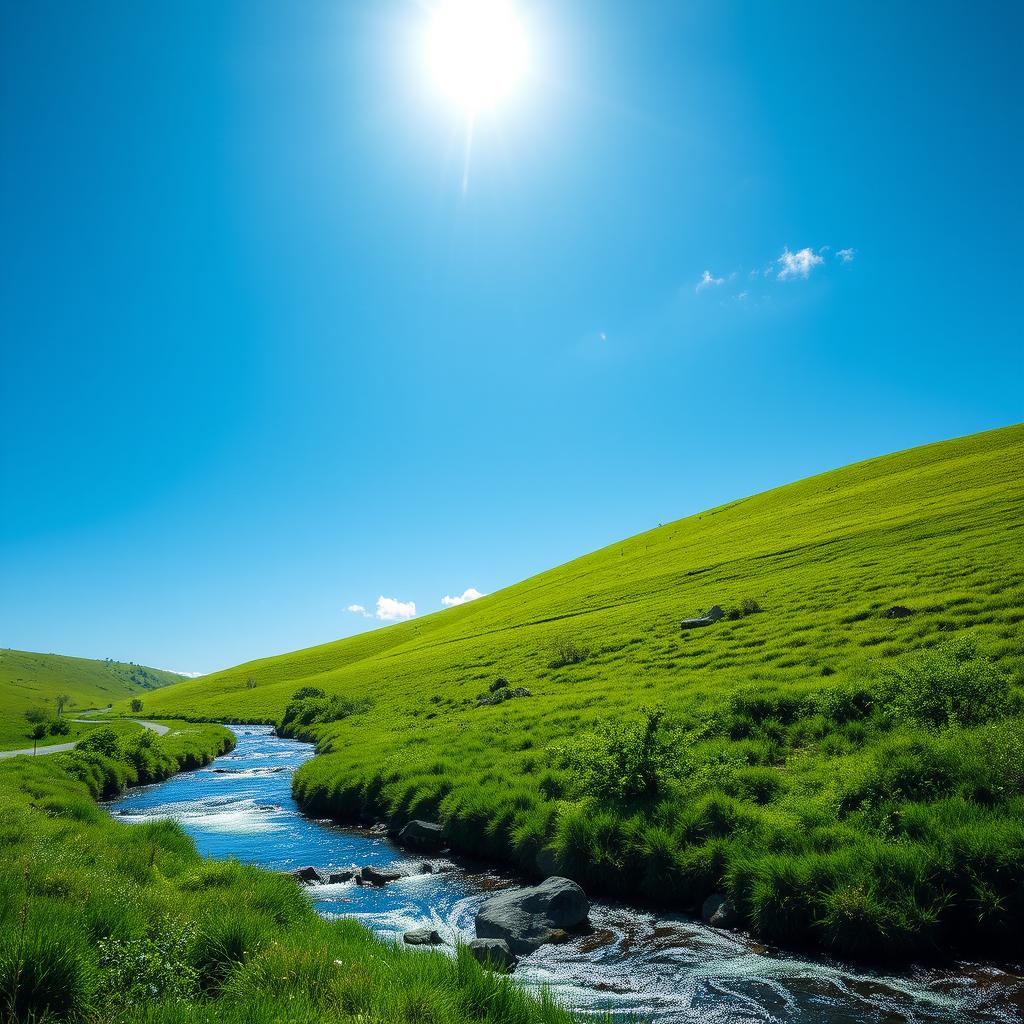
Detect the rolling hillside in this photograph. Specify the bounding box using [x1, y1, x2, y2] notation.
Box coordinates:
[142, 423, 1024, 959]
[0, 649, 185, 748]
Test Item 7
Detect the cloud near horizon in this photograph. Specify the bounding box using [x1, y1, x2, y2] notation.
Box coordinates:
[442, 587, 484, 607]
[374, 595, 416, 621]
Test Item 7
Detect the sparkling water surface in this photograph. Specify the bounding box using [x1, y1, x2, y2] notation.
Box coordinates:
[108, 726, 1023, 1023]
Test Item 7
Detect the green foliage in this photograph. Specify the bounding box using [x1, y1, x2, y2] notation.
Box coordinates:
[130, 698, 144, 713]
[884, 634, 1012, 728]
[559, 708, 682, 803]
[77, 727, 120, 758]
[291, 686, 326, 701]
[548, 639, 588, 669]
[48, 717, 71, 736]
[97, 925, 197, 1002]
[278, 694, 374, 738]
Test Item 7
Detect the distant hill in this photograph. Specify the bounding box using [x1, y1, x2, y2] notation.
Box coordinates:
[0, 649, 185, 747]
[140, 424, 1024, 960]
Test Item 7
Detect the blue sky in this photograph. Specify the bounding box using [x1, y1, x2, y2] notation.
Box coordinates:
[1, 1, 1021, 674]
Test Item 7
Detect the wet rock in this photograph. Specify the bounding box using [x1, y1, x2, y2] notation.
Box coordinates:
[469, 938, 517, 972]
[327, 870, 354, 884]
[701, 893, 738, 928]
[883, 605, 914, 619]
[403, 927, 444, 946]
[398, 819, 444, 851]
[475, 876, 589, 955]
[360, 866, 403, 887]
[418, 862, 434, 874]
[293, 866, 323, 884]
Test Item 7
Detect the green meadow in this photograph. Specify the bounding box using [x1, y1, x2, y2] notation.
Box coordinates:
[137, 424, 1024, 961]
[1, 723, 579, 1024]
[0, 649, 183, 749]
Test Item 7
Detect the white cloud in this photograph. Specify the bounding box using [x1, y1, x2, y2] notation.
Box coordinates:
[837, 247, 856, 263]
[696, 269, 725, 292]
[346, 604, 370, 617]
[160, 668, 203, 678]
[442, 587, 484, 608]
[375, 595, 416, 621]
[777, 246, 825, 280]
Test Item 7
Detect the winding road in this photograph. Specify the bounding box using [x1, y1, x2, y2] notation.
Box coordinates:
[0, 719, 170, 759]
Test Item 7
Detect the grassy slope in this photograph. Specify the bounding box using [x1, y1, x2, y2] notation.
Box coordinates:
[0, 650, 184, 749]
[0, 725, 578, 1024]
[142, 424, 1024, 959]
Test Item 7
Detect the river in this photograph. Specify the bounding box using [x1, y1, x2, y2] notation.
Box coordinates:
[107, 725, 1022, 1023]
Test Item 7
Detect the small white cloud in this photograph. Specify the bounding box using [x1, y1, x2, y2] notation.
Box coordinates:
[777, 246, 825, 281]
[160, 669, 203, 678]
[375, 595, 416, 621]
[696, 269, 725, 292]
[737, 291, 749, 302]
[837, 247, 856, 263]
[598, 331, 607, 342]
[346, 604, 370, 617]
[442, 587, 484, 608]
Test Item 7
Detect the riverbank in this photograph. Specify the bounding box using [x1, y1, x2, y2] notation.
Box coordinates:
[108, 725, 1024, 1023]
[0, 722, 581, 1024]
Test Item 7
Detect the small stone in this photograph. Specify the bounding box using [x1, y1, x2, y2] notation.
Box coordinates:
[403, 928, 444, 946]
[293, 866, 323, 884]
[360, 866, 402, 887]
[327, 870, 354, 884]
[701, 893, 738, 929]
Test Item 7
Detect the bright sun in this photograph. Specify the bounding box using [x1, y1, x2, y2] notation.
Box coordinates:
[426, 0, 529, 115]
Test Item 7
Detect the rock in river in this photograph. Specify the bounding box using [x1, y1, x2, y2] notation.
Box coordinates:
[469, 938, 518, 972]
[403, 927, 444, 946]
[292, 866, 323, 884]
[702, 893, 738, 928]
[475, 876, 589, 955]
[398, 819, 445, 851]
[360, 866, 403, 887]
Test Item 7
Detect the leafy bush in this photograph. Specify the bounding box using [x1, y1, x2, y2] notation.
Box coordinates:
[291, 687, 326, 701]
[884, 635, 1011, 728]
[548, 639, 588, 669]
[560, 707, 682, 802]
[279, 695, 374, 737]
[77, 728, 120, 758]
[48, 718, 71, 736]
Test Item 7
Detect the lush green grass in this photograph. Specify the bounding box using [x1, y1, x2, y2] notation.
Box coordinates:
[0, 727, 582, 1024]
[0, 649, 185, 749]
[139, 424, 1024, 961]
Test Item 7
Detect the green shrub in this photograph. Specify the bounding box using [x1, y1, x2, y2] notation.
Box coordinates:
[559, 708, 682, 803]
[548, 639, 588, 669]
[884, 635, 1011, 728]
[0, 926, 98, 1022]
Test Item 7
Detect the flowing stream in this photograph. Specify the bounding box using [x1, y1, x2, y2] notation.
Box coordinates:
[108, 726, 1022, 1023]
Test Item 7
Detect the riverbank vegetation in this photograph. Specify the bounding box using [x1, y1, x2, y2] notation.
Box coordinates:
[0, 724, 580, 1024]
[135, 424, 1024, 963]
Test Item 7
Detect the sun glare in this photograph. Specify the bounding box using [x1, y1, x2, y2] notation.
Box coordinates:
[426, 0, 529, 115]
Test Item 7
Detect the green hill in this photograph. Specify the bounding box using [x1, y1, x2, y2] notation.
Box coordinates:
[143, 424, 1024, 960]
[0, 649, 185, 748]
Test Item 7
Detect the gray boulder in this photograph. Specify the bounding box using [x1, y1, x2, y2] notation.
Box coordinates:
[469, 938, 518, 972]
[399, 820, 445, 851]
[403, 928, 444, 946]
[293, 866, 323, 884]
[475, 876, 589, 955]
[360, 866, 403, 887]
[680, 605, 725, 630]
[883, 605, 914, 619]
[701, 893, 738, 929]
